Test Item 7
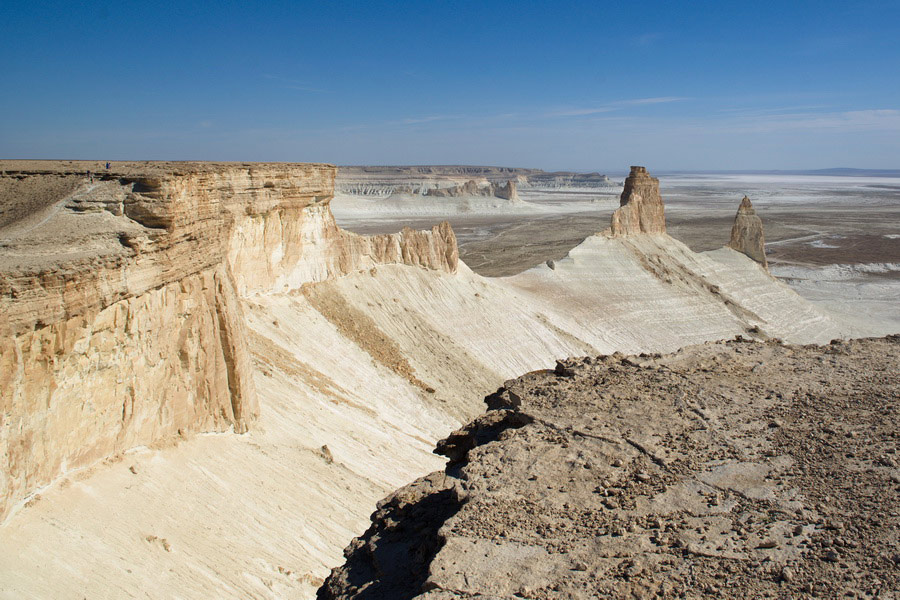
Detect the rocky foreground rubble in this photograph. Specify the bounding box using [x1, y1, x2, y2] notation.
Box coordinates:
[319, 336, 900, 599]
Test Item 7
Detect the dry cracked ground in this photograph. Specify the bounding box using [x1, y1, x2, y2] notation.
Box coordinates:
[319, 336, 900, 600]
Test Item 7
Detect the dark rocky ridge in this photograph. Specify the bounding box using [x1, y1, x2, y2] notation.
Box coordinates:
[319, 336, 900, 599]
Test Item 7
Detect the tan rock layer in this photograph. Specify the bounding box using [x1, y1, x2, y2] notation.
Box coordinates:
[728, 196, 768, 269]
[0, 264, 256, 522]
[1, 164, 335, 337]
[0, 162, 460, 522]
[610, 166, 666, 236]
[227, 204, 458, 296]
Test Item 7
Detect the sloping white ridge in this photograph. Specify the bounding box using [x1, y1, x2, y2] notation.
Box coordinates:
[0, 227, 858, 599]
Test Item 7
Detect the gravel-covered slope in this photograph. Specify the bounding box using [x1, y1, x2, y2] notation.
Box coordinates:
[319, 336, 900, 599]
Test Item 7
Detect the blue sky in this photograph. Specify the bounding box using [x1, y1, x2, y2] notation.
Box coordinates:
[2, 0, 899, 170]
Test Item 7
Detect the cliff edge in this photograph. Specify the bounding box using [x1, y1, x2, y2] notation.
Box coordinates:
[319, 336, 900, 599]
[0, 160, 458, 522]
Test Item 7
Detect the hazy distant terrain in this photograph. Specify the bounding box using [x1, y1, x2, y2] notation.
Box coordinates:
[334, 169, 900, 335]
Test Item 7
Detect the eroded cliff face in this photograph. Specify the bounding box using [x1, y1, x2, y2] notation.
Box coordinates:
[609, 166, 666, 236]
[228, 201, 457, 296]
[0, 162, 465, 522]
[423, 179, 519, 202]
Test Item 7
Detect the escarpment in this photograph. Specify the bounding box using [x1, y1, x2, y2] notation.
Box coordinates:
[335, 166, 618, 197]
[728, 195, 768, 269]
[424, 179, 519, 201]
[0, 161, 459, 522]
[610, 166, 666, 236]
[1, 161, 870, 599]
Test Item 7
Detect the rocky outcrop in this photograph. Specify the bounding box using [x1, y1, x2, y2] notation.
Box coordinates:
[424, 179, 520, 202]
[0, 160, 458, 522]
[728, 195, 768, 269]
[609, 166, 666, 236]
[320, 336, 900, 599]
[226, 193, 457, 296]
[494, 179, 518, 201]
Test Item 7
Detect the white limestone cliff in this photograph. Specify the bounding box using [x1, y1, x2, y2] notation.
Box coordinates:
[0, 161, 863, 599]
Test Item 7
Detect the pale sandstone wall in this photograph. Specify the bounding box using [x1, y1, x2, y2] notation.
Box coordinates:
[1, 163, 395, 521]
[227, 201, 457, 296]
[0, 160, 461, 522]
[0, 264, 253, 520]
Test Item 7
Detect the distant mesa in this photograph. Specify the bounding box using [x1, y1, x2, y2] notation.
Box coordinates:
[334, 166, 620, 197]
[424, 179, 520, 201]
[728, 195, 768, 269]
[609, 166, 666, 236]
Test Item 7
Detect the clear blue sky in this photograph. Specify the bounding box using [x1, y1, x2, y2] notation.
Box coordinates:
[2, 0, 899, 170]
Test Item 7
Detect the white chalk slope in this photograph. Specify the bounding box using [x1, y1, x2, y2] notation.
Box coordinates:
[0, 228, 857, 599]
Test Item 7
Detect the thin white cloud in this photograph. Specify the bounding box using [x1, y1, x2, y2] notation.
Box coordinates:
[548, 107, 618, 117]
[633, 32, 662, 46]
[547, 97, 687, 118]
[717, 105, 830, 115]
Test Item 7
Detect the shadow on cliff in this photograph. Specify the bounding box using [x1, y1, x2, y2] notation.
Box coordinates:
[316, 482, 463, 600]
[317, 387, 536, 600]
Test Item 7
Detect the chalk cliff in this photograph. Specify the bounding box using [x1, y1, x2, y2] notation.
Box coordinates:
[0, 161, 457, 522]
[728, 195, 768, 269]
[424, 179, 519, 201]
[610, 166, 666, 236]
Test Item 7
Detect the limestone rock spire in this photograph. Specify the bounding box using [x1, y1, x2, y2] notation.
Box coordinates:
[728, 195, 768, 269]
[610, 166, 666, 236]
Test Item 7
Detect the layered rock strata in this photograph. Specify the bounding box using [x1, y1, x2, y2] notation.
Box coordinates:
[424, 179, 519, 201]
[0, 161, 458, 522]
[728, 195, 768, 269]
[320, 336, 900, 599]
[335, 166, 618, 197]
[610, 166, 666, 236]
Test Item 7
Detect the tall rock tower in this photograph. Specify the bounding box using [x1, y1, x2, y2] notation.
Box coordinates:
[728, 196, 768, 269]
[610, 166, 666, 236]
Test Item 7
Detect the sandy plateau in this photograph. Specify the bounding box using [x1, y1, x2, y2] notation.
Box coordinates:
[0, 161, 896, 599]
